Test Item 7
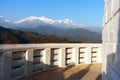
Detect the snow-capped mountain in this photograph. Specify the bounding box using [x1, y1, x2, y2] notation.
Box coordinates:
[0, 16, 12, 27]
[13, 16, 75, 28]
[0, 16, 102, 33]
[0, 16, 102, 43]
[14, 16, 74, 25]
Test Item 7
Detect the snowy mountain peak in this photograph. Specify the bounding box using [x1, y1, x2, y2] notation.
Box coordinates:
[0, 16, 4, 21]
[14, 16, 40, 24]
[0, 16, 3, 18]
[14, 16, 74, 25]
[0, 16, 102, 33]
[39, 16, 54, 24]
[0, 16, 11, 23]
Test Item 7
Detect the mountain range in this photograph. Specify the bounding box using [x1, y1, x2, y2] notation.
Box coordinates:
[18, 25, 101, 43]
[0, 16, 102, 43]
[0, 16, 102, 33]
[0, 26, 78, 44]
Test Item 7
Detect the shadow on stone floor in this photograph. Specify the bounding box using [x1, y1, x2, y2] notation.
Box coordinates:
[18, 63, 101, 80]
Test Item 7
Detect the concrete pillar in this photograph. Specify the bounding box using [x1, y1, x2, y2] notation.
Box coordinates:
[102, 0, 120, 79]
[44, 48, 51, 70]
[74, 47, 79, 65]
[86, 47, 92, 64]
[59, 48, 66, 67]
[2, 50, 12, 80]
[97, 47, 102, 63]
[25, 49, 33, 76]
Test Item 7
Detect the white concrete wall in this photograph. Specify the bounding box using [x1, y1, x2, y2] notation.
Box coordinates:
[0, 43, 101, 80]
[102, 0, 120, 80]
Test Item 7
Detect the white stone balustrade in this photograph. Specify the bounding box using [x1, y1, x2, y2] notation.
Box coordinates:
[0, 43, 101, 80]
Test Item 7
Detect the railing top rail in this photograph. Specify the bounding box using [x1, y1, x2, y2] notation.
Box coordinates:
[0, 43, 102, 51]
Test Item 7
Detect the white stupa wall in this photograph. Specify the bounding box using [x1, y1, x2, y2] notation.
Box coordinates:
[102, 0, 120, 80]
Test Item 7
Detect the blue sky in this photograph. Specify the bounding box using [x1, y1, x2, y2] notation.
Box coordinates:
[0, 0, 104, 26]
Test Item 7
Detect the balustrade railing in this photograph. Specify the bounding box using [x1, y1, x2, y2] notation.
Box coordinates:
[0, 43, 101, 80]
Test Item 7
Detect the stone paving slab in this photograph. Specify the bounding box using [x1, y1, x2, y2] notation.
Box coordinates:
[18, 63, 102, 80]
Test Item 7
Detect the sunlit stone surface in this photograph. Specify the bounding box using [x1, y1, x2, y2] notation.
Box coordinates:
[0, 44, 101, 80]
[102, 0, 120, 80]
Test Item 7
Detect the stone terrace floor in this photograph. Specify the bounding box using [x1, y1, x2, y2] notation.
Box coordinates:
[18, 63, 102, 80]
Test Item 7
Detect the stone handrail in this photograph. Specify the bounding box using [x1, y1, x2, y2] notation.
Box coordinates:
[0, 43, 101, 80]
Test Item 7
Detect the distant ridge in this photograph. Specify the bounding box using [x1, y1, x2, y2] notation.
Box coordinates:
[0, 16, 102, 43]
[18, 25, 102, 43]
[0, 16, 102, 33]
[0, 26, 79, 44]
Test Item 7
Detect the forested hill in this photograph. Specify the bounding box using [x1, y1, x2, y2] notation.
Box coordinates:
[0, 26, 79, 44]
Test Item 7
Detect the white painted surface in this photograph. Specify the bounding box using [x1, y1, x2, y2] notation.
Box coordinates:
[102, 0, 120, 80]
[0, 43, 101, 80]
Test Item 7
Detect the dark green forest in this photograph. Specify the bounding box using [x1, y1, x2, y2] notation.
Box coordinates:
[0, 26, 81, 44]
